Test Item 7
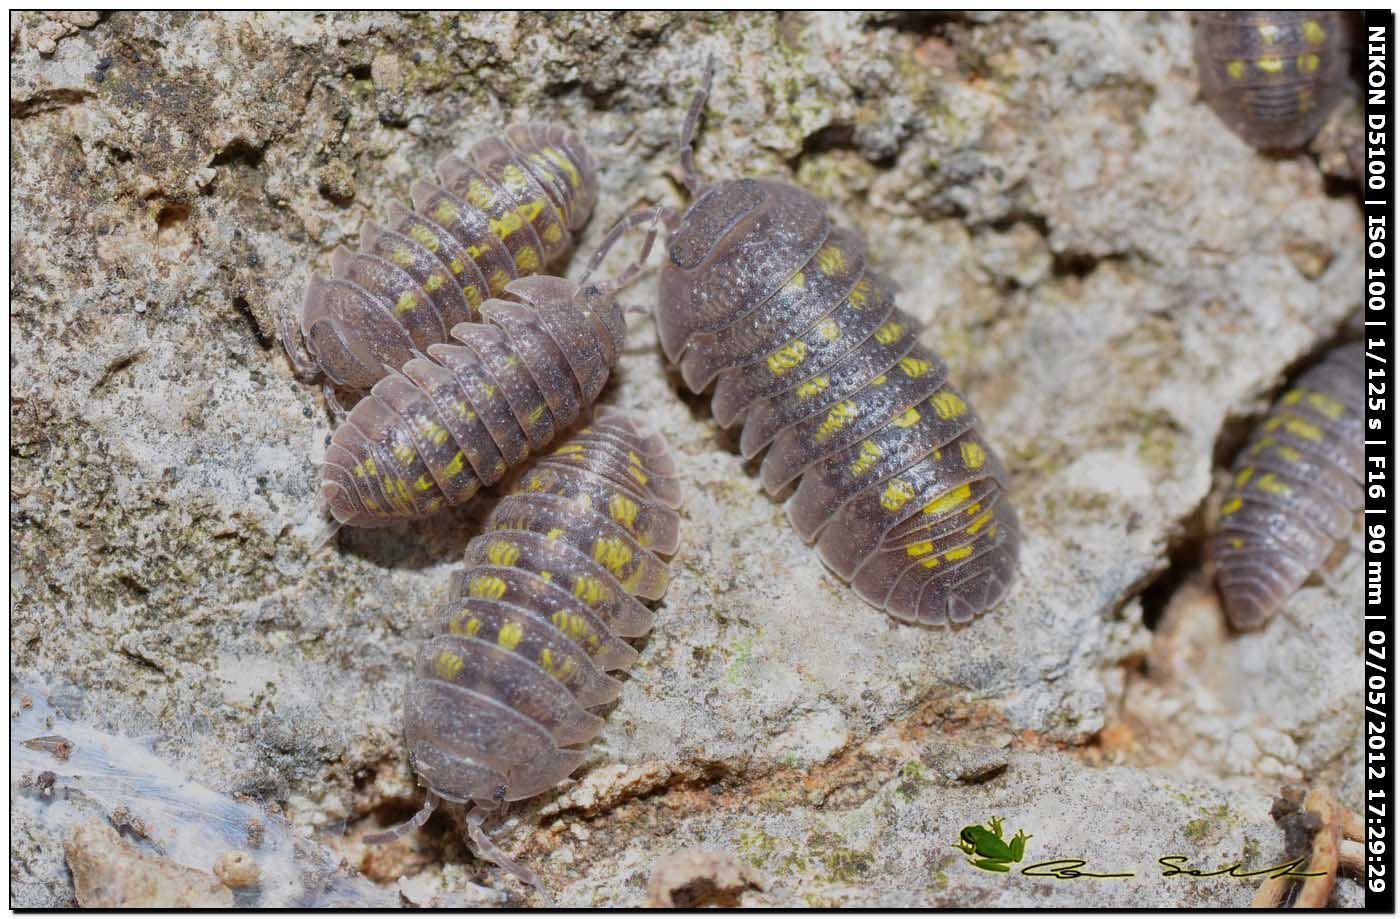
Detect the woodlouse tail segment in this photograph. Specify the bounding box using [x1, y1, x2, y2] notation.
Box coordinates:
[679, 55, 716, 197]
[466, 803, 552, 903]
[362, 792, 440, 846]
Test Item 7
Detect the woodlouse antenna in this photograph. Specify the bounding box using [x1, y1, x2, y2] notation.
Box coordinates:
[679, 55, 715, 197]
[362, 792, 440, 845]
[578, 205, 668, 293]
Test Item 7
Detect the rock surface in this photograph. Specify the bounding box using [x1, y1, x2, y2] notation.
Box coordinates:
[10, 11, 1363, 907]
[64, 819, 235, 908]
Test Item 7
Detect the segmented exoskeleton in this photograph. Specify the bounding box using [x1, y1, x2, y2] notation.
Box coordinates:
[1192, 11, 1353, 151]
[367, 411, 682, 895]
[282, 124, 598, 405]
[630, 63, 1020, 627]
[1208, 342, 1363, 630]
[321, 214, 660, 528]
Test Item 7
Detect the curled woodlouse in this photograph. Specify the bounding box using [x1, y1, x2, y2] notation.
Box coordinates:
[1207, 342, 1363, 630]
[320, 213, 661, 528]
[366, 410, 682, 894]
[1192, 11, 1353, 151]
[281, 123, 598, 405]
[632, 62, 1019, 627]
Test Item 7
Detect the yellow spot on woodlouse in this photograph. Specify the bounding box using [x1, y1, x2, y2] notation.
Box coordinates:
[466, 180, 495, 209]
[959, 439, 987, 469]
[1255, 57, 1285, 74]
[463, 284, 483, 307]
[488, 270, 511, 293]
[881, 478, 916, 512]
[544, 224, 564, 244]
[608, 493, 639, 529]
[424, 273, 445, 293]
[414, 473, 435, 492]
[500, 164, 530, 192]
[515, 246, 541, 272]
[906, 540, 933, 558]
[419, 419, 450, 446]
[847, 278, 871, 309]
[767, 341, 808, 376]
[1229, 537, 1243, 549]
[1302, 19, 1327, 45]
[930, 391, 967, 420]
[899, 356, 934, 378]
[490, 211, 525, 241]
[353, 457, 378, 478]
[1257, 23, 1280, 44]
[544, 148, 582, 187]
[816, 244, 846, 275]
[815, 401, 859, 442]
[390, 245, 414, 268]
[1306, 391, 1344, 419]
[873, 321, 904, 345]
[816, 318, 840, 341]
[527, 404, 546, 425]
[1298, 53, 1320, 74]
[1226, 59, 1247, 80]
[393, 442, 416, 464]
[1255, 472, 1292, 496]
[433, 200, 459, 225]
[572, 575, 608, 605]
[433, 651, 464, 679]
[550, 610, 597, 648]
[487, 540, 520, 566]
[851, 439, 882, 475]
[1275, 444, 1302, 462]
[545, 527, 565, 540]
[870, 374, 888, 386]
[892, 406, 921, 428]
[593, 536, 633, 576]
[966, 506, 995, 535]
[469, 575, 507, 600]
[1220, 496, 1243, 516]
[409, 224, 440, 252]
[796, 376, 830, 399]
[923, 484, 972, 517]
[497, 621, 524, 650]
[943, 545, 973, 562]
[1234, 466, 1254, 488]
[449, 615, 482, 638]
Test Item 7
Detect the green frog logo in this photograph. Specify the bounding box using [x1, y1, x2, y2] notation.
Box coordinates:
[953, 816, 1032, 873]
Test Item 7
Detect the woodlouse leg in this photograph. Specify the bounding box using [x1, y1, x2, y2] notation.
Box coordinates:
[678, 55, 715, 197]
[277, 308, 322, 383]
[362, 792, 439, 845]
[321, 381, 351, 424]
[465, 803, 551, 904]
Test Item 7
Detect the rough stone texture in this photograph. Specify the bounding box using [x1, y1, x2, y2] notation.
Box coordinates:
[10, 11, 1363, 907]
[64, 819, 235, 908]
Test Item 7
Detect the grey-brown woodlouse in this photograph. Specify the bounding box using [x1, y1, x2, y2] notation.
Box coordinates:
[636, 63, 1020, 627]
[280, 123, 598, 405]
[367, 410, 682, 894]
[1207, 341, 1363, 630]
[1192, 11, 1353, 151]
[320, 214, 661, 528]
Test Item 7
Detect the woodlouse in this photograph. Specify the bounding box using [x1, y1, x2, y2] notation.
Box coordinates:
[1192, 11, 1353, 151]
[1207, 341, 1363, 630]
[639, 63, 1020, 627]
[369, 410, 682, 893]
[281, 123, 598, 405]
[320, 215, 660, 528]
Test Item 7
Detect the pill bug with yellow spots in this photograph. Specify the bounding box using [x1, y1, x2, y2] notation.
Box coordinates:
[633, 62, 1019, 627]
[321, 216, 661, 528]
[367, 410, 681, 895]
[1207, 342, 1363, 630]
[281, 124, 598, 406]
[1192, 11, 1353, 151]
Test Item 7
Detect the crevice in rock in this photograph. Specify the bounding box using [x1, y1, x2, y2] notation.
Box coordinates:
[11, 88, 95, 119]
[1139, 495, 1211, 631]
